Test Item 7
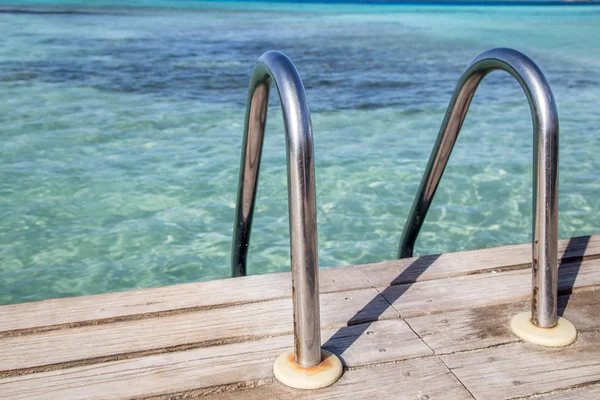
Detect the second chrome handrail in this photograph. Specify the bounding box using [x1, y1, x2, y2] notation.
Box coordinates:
[398, 48, 559, 329]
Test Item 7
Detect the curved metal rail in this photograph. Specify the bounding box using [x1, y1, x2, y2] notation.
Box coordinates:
[231, 51, 321, 368]
[398, 48, 559, 328]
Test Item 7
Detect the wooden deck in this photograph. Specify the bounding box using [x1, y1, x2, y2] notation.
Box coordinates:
[1, 235, 599, 399]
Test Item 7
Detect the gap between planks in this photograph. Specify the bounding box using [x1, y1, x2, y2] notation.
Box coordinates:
[513, 382, 600, 400]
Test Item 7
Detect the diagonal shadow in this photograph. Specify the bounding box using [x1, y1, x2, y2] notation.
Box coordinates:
[557, 235, 590, 316]
[323, 253, 440, 364]
[323, 235, 592, 363]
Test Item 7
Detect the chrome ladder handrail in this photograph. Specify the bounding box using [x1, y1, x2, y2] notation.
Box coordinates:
[398, 48, 559, 328]
[231, 51, 322, 368]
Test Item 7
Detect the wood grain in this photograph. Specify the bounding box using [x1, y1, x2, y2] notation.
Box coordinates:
[0, 288, 397, 372]
[534, 384, 600, 399]
[0, 320, 432, 400]
[2, 235, 597, 335]
[442, 331, 600, 400]
[0, 265, 370, 334]
[2, 253, 599, 374]
[1, 236, 599, 399]
[380, 259, 600, 318]
[359, 235, 600, 287]
[200, 357, 473, 400]
[406, 290, 600, 355]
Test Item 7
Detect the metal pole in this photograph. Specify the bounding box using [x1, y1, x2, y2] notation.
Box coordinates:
[397, 48, 559, 328]
[231, 51, 322, 368]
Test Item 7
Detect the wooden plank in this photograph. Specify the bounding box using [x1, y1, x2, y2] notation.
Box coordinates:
[406, 290, 600, 355]
[0, 265, 371, 334]
[322, 320, 432, 367]
[0, 320, 433, 400]
[380, 259, 600, 319]
[0, 288, 397, 372]
[359, 235, 600, 287]
[442, 331, 600, 400]
[2, 235, 598, 335]
[2, 256, 598, 373]
[1, 237, 599, 399]
[534, 384, 600, 399]
[199, 358, 473, 400]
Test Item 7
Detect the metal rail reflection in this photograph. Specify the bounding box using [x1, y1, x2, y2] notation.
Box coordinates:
[231, 51, 321, 368]
[398, 48, 559, 328]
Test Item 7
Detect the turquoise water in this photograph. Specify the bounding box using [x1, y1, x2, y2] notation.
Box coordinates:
[1, 1, 599, 304]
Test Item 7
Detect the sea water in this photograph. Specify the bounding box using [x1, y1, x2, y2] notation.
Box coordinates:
[1, 1, 599, 304]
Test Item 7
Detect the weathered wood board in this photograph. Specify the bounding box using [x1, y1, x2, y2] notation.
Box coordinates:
[0, 265, 370, 334]
[201, 358, 474, 400]
[535, 384, 600, 399]
[0, 288, 397, 372]
[379, 259, 599, 318]
[0, 320, 432, 400]
[0, 235, 599, 399]
[358, 235, 600, 287]
[442, 331, 600, 400]
[406, 290, 600, 355]
[2, 235, 597, 335]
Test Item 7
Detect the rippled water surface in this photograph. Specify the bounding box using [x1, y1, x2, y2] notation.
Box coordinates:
[1, 1, 599, 304]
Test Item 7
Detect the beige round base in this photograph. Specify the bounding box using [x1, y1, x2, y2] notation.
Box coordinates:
[510, 312, 577, 347]
[273, 349, 343, 390]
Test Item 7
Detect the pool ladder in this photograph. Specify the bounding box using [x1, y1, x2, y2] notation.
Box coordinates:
[230, 48, 576, 390]
[230, 51, 340, 389]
